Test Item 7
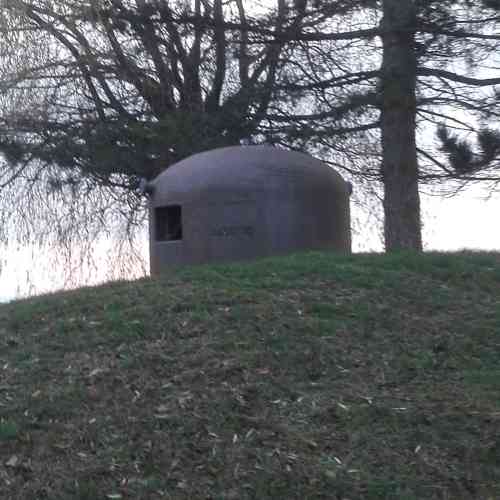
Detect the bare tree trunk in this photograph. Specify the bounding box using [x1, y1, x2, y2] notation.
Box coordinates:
[380, 0, 423, 251]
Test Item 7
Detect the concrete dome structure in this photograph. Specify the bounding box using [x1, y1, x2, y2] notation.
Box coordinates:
[148, 145, 351, 275]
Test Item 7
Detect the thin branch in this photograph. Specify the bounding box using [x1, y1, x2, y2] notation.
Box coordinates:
[418, 67, 500, 87]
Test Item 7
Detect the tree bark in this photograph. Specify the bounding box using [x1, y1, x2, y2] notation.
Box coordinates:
[380, 0, 423, 251]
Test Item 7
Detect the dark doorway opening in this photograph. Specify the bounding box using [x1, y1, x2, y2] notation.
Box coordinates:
[155, 205, 183, 241]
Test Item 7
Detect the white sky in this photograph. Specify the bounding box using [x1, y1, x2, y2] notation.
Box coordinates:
[1, 185, 499, 303]
[423, 188, 500, 251]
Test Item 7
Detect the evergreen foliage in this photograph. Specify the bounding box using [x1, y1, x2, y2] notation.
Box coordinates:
[0, 0, 499, 251]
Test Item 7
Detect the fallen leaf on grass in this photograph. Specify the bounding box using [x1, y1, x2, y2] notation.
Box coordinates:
[154, 414, 170, 420]
[5, 456, 18, 468]
[87, 386, 99, 400]
[324, 470, 336, 480]
[303, 439, 318, 449]
[52, 443, 70, 450]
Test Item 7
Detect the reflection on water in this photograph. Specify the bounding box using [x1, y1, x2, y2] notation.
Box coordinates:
[0, 237, 149, 303]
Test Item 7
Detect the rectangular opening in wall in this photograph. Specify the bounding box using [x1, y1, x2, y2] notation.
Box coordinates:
[155, 205, 183, 241]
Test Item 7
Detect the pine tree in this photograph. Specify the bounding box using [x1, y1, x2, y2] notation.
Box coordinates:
[265, 0, 500, 250]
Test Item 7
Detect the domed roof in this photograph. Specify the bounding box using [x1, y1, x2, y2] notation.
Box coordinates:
[151, 145, 348, 197]
[148, 145, 351, 272]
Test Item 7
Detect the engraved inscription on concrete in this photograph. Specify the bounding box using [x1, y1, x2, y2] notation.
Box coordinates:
[210, 225, 255, 238]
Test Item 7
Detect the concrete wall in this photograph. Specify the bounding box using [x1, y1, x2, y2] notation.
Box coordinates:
[149, 146, 351, 275]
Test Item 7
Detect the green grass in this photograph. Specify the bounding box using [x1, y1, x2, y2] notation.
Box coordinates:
[0, 419, 19, 441]
[0, 250, 499, 499]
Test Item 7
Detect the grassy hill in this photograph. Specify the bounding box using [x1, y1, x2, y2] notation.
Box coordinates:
[0, 251, 499, 499]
